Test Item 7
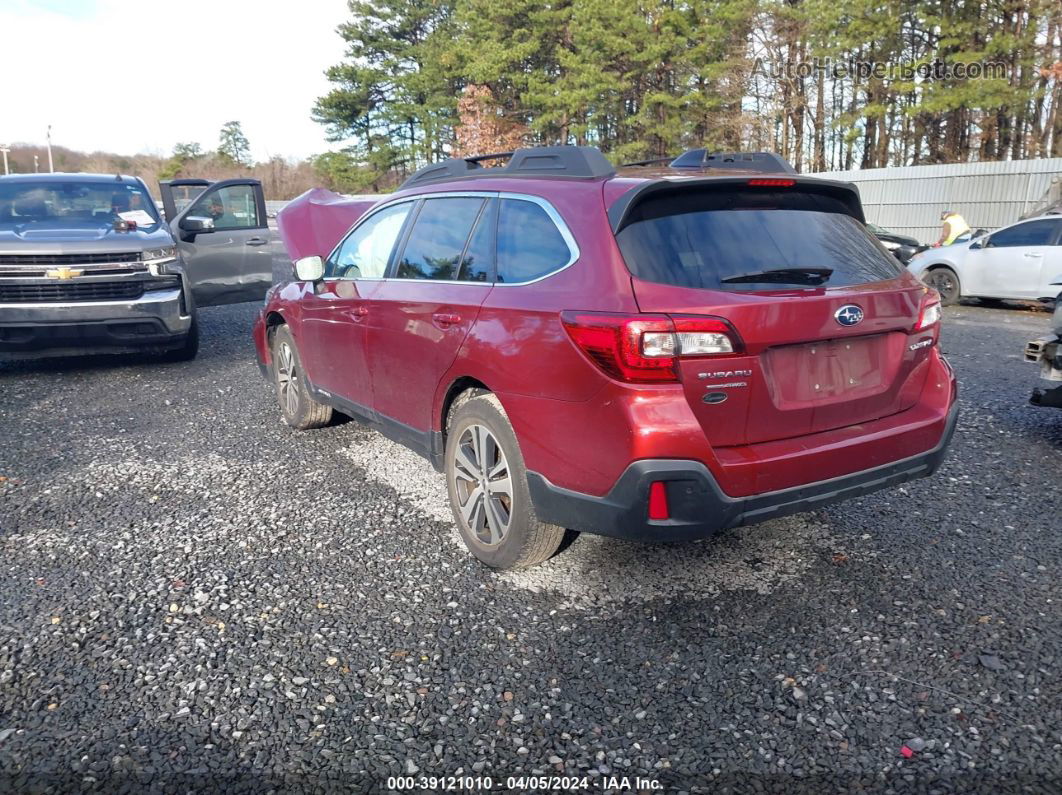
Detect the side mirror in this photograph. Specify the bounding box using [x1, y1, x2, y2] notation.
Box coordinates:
[294, 255, 325, 282]
[969, 239, 982, 250]
[179, 216, 215, 233]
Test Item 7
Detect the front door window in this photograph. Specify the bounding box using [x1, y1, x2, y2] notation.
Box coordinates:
[188, 184, 261, 230]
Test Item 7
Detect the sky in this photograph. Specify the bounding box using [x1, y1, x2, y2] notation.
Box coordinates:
[0, 0, 351, 161]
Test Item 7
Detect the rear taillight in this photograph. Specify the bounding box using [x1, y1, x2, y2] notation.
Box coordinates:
[561, 311, 742, 383]
[914, 294, 941, 332]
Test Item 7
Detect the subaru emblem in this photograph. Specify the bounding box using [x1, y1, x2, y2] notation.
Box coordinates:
[834, 305, 864, 327]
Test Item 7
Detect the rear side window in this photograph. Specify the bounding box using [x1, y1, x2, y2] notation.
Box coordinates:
[616, 189, 902, 290]
[986, 219, 1061, 248]
[396, 197, 485, 280]
[496, 199, 572, 283]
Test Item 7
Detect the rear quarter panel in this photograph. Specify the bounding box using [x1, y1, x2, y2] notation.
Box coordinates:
[433, 181, 638, 421]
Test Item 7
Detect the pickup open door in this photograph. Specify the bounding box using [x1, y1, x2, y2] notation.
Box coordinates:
[160, 178, 273, 307]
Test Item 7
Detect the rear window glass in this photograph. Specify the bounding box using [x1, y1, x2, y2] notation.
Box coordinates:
[616, 189, 902, 290]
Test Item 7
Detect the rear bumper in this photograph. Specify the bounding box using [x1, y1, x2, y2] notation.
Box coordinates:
[527, 400, 958, 542]
[0, 288, 191, 359]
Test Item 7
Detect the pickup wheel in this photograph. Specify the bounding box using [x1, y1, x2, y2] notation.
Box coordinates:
[923, 267, 961, 305]
[445, 393, 567, 569]
[271, 325, 332, 430]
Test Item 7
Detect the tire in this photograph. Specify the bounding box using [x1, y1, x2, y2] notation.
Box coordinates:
[444, 392, 567, 569]
[271, 325, 332, 430]
[160, 316, 199, 362]
[923, 267, 961, 306]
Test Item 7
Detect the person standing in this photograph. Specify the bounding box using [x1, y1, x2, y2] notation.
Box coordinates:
[934, 209, 971, 247]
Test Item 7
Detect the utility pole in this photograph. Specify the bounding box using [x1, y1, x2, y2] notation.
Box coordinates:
[0, 145, 9, 175]
[46, 125, 54, 173]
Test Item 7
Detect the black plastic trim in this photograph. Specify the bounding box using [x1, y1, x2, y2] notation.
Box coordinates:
[305, 379, 441, 464]
[400, 146, 615, 189]
[669, 149, 796, 173]
[526, 402, 959, 542]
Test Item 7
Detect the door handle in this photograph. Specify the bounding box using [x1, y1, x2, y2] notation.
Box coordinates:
[1023, 252, 1043, 258]
[432, 312, 462, 328]
[349, 305, 369, 321]
[246, 237, 269, 246]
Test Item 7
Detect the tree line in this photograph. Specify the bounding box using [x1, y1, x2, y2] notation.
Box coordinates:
[3, 121, 322, 201]
[313, 0, 1062, 191]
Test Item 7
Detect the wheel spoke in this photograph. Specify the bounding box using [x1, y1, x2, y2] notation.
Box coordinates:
[468, 426, 483, 472]
[487, 475, 511, 499]
[487, 457, 507, 478]
[459, 485, 484, 524]
[483, 496, 505, 544]
[286, 377, 298, 414]
[468, 494, 486, 538]
[454, 444, 479, 482]
[479, 426, 496, 476]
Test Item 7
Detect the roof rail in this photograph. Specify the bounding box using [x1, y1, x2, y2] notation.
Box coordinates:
[620, 156, 676, 167]
[669, 148, 796, 174]
[400, 146, 616, 189]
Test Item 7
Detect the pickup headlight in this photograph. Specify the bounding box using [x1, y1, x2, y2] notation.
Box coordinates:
[141, 246, 177, 264]
[881, 240, 901, 251]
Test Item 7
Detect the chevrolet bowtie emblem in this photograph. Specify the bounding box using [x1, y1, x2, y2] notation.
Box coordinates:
[45, 267, 83, 280]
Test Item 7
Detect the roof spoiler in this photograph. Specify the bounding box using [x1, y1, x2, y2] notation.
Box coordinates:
[400, 146, 616, 189]
[607, 175, 865, 234]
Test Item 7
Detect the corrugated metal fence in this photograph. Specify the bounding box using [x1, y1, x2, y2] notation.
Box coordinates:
[809, 158, 1062, 244]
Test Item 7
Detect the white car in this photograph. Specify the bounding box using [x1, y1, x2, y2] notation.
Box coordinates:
[907, 215, 1062, 305]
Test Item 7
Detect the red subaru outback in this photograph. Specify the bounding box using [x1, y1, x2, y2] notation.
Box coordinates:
[253, 147, 957, 569]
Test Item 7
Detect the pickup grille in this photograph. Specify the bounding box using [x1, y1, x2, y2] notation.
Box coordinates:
[0, 281, 146, 303]
[0, 252, 142, 266]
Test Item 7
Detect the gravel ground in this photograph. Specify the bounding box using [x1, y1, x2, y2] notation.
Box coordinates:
[0, 301, 1059, 793]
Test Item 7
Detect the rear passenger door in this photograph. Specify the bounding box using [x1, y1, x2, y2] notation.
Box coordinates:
[166, 178, 273, 307]
[365, 194, 496, 436]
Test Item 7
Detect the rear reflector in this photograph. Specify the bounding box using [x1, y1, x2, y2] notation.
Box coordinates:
[561, 311, 743, 383]
[747, 178, 796, 187]
[648, 481, 670, 520]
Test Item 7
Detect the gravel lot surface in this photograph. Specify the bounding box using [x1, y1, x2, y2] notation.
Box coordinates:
[0, 301, 1059, 793]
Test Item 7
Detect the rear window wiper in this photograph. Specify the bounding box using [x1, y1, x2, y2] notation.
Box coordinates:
[720, 267, 833, 285]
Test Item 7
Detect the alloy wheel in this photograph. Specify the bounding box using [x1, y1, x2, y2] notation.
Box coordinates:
[276, 342, 299, 417]
[452, 424, 513, 545]
[925, 270, 957, 301]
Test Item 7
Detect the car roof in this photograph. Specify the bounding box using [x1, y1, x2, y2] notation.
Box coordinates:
[0, 172, 141, 185]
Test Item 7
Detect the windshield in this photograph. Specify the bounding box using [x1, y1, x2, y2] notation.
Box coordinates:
[0, 180, 161, 230]
[616, 190, 903, 291]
